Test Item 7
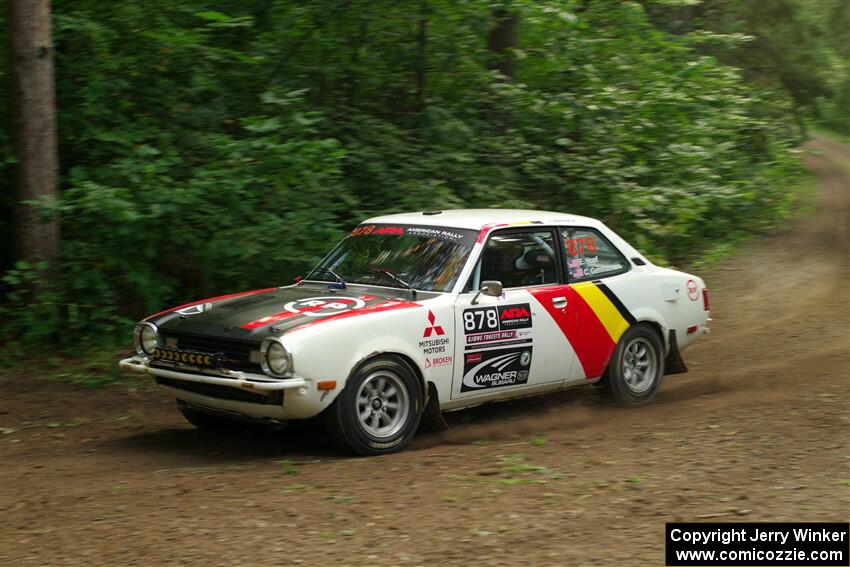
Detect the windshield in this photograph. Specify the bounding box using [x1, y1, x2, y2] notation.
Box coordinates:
[307, 224, 478, 292]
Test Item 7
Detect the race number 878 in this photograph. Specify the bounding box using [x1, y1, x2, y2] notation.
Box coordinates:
[463, 308, 499, 333]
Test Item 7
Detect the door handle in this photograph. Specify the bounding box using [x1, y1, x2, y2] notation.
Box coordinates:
[552, 296, 567, 309]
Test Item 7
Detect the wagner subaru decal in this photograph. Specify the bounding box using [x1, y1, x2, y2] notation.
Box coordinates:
[463, 303, 533, 350]
[461, 346, 533, 392]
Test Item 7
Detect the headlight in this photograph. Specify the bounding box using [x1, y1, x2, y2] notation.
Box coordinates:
[261, 338, 293, 378]
[134, 322, 159, 355]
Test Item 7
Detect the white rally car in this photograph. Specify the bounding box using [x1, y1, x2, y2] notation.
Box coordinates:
[120, 210, 709, 455]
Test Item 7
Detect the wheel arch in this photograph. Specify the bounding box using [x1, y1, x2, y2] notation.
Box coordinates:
[630, 307, 670, 353]
[599, 316, 667, 386]
[635, 318, 667, 353]
[346, 350, 429, 406]
[600, 318, 667, 405]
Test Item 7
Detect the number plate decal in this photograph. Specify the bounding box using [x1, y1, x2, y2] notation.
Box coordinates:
[463, 303, 533, 351]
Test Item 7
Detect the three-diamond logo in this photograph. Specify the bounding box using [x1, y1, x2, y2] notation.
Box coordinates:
[423, 310, 445, 337]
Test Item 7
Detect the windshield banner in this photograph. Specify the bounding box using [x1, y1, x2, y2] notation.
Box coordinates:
[350, 224, 478, 248]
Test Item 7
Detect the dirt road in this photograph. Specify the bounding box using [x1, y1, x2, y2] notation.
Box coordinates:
[1, 135, 848, 566]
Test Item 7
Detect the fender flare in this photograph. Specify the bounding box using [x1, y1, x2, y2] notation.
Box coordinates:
[345, 350, 429, 405]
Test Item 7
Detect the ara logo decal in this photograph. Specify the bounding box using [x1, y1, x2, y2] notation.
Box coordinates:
[461, 347, 533, 392]
[500, 306, 530, 320]
[284, 296, 366, 317]
[496, 303, 532, 330]
[423, 310, 445, 337]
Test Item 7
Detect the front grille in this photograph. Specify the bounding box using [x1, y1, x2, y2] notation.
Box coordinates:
[156, 376, 282, 405]
[160, 331, 260, 372]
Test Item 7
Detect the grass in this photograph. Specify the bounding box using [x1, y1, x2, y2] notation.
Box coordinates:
[496, 477, 546, 485]
[449, 455, 560, 487]
[45, 418, 85, 428]
[0, 346, 134, 389]
[324, 495, 356, 504]
[499, 455, 549, 474]
[279, 459, 298, 475]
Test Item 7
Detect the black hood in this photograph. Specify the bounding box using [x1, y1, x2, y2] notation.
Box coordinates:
[149, 284, 424, 343]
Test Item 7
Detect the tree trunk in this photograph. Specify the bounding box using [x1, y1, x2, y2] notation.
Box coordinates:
[9, 0, 60, 268]
[414, 0, 428, 112]
[488, 8, 520, 79]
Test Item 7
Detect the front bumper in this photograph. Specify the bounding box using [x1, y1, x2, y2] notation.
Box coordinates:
[119, 356, 308, 392]
[119, 356, 336, 420]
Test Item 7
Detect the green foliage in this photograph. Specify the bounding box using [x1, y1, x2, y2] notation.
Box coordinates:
[646, 0, 850, 136]
[0, 0, 825, 351]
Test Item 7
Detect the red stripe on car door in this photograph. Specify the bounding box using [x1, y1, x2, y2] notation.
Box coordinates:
[529, 286, 616, 379]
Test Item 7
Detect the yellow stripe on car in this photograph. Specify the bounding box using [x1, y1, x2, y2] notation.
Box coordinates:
[572, 282, 631, 343]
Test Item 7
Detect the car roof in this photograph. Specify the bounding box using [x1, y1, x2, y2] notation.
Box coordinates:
[363, 209, 599, 231]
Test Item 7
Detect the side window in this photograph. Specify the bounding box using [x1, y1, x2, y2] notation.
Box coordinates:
[562, 228, 628, 281]
[472, 230, 559, 290]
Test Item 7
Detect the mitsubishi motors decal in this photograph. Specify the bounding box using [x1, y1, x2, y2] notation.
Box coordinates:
[463, 303, 533, 351]
[422, 310, 445, 337]
[461, 347, 533, 392]
[420, 310, 452, 367]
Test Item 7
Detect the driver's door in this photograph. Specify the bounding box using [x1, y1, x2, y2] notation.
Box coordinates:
[451, 228, 580, 400]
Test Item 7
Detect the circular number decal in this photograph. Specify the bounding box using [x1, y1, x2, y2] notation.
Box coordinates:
[284, 296, 366, 317]
[686, 280, 699, 301]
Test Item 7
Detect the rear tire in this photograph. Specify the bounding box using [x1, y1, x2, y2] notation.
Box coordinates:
[603, 324, 665, 406]
[324, 355, 423, 456]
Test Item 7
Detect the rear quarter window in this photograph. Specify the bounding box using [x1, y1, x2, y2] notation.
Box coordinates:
[561, 227, 629, 281]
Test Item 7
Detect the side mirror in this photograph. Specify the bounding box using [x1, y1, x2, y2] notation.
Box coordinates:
[471, 280, 503, 305]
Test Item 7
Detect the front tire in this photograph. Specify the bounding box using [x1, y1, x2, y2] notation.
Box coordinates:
[603, 324, 665, 406]
[324, 355, 423, 456]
